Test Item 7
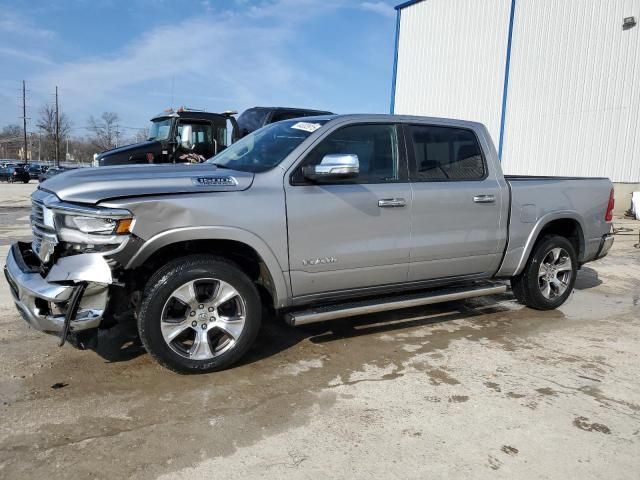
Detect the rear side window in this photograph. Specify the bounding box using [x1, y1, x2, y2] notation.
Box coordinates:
[270, 110, 331, 123]
[236, 108, 269, 137]
[408, 125, 485, 181]
[270, 110, 303, 123]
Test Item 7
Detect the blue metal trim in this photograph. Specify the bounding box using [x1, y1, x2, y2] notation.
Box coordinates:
[395, 0, 425, 10]
[498, 0, 517, 161]
[390, 8, 401, 114]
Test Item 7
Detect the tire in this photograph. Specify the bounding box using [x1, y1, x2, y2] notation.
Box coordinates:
[511, 235, 577, 310]
[138, 255, 262, 373]
[23, 179, 29, 184]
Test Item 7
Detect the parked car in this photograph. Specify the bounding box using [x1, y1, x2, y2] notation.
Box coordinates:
[16, 164, 46, 180]
[236, 106, 334, 138]
[38, 166, 69, 183]
[0, 165, 30, 183]
[5, 114, 614, 373]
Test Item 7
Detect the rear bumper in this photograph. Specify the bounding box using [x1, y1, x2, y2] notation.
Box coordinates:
[4, 242, 109, 334]
[595, 233, 614, 260]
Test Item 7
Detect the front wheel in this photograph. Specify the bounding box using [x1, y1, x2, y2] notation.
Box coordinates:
[511, 235, 577, 310]
[138, 255, 262, 373]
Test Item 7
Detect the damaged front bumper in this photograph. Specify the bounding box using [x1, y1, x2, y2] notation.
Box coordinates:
[4, 242, 112, 335]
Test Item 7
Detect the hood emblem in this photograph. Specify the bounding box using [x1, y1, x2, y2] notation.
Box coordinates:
[192, 176, 238, 186]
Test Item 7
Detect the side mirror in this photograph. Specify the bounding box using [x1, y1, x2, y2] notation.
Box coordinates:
[302, 154, 359, 181]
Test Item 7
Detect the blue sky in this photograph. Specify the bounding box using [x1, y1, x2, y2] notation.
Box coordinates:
[0, 0, 398, 137]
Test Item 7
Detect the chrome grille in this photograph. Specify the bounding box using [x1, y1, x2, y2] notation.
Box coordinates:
[31, 200, 45, 226]
[31, 199, 58, 263]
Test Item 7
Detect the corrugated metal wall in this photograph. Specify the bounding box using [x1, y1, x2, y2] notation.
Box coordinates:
[502, 0, 640, 182]
[394, 0, 640, 183]
[393, 0, 511, 142]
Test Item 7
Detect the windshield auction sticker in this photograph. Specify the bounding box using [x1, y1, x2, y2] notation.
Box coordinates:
[291, 122, 322, 133]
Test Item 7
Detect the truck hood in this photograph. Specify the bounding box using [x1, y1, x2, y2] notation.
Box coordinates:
[96, 140, 158, 160]
[40, 164, 255, 204]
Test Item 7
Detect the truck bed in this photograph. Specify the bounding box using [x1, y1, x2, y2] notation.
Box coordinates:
[496, 175, 613, 277]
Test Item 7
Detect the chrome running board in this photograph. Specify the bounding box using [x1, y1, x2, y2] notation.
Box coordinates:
[285, 282, 507, 326]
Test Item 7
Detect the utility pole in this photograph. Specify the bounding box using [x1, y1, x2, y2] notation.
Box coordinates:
[22, 80, 28, 164]
[55, 86, 60, 167]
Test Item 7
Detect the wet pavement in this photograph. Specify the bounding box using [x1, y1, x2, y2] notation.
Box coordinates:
[0, 194, 638, 479]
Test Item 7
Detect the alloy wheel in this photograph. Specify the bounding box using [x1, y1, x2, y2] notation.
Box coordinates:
[160, 278, 246, 360]
[538, 247, 573, 299]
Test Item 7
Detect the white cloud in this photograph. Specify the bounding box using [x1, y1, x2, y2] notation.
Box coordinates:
[27, 0, 343, 126]
[0, 10, 56, 39]
[0, 46, 53, 65]
[360, 1, 395, 18]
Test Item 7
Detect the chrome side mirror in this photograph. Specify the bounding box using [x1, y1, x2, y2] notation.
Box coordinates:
[303, 154, 359, 181]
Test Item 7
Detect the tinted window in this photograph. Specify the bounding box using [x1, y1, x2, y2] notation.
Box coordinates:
[270, 110, 302, 123]
[408, 125, 485, 181]
[295, 124, 400, 184]
[270, 109, 331, 123]
[236, 108, 269, 137]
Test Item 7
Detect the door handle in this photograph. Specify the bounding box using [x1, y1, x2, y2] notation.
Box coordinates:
[473, 195, 496, 204]
[378, 198, 407, 208]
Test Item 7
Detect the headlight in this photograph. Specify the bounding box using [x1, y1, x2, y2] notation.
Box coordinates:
[61, 215, 133, 234]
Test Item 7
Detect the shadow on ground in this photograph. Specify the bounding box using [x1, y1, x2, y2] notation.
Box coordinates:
[88, 296, 517, 367]
[575, 266, 602, 290]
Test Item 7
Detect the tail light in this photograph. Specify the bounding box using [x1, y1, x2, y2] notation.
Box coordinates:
[605, 188, 614, 222]
[12, 172, 17, 176]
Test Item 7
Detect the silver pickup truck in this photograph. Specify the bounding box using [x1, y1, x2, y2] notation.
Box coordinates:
[4, 115, 615, 373]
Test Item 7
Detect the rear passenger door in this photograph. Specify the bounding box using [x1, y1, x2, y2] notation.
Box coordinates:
[405, 123, 506, 281]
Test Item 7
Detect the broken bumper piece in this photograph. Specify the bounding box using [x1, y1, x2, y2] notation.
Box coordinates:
[4, 242, 111, 335]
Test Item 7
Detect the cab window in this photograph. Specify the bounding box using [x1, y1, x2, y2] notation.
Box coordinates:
[293, 124, 402, 184]
[408, 125, 485, 181]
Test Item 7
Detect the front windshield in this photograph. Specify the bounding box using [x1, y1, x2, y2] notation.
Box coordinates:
[148, 118, 172, 141]
[206, 119, 328, 172]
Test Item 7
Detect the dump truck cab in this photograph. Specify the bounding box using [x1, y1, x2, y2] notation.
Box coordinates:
[95, 108, 235, 167]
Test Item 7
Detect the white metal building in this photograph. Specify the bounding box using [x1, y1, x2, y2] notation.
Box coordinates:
[391, 0, 640, 192]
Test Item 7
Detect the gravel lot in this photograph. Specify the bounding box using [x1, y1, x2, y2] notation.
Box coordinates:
[0, 183, 639, 479]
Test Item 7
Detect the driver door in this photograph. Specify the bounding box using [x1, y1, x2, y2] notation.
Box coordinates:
[285, 123, 411, 298]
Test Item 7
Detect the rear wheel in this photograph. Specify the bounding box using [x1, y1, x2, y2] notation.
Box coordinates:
[138, 255, 262, 373]
[511, 235, 577, 310]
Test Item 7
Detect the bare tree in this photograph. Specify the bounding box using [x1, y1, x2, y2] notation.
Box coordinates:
[0, 124, 23, 159]
[36, 104, 72, 161]
[88, 112, 121, 152]
[134, 127, 150, 143]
